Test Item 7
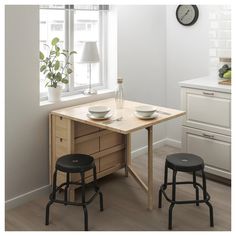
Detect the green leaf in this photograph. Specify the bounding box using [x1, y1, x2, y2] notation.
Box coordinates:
[56, 51, 60, 57]
[61, 78, 69, 84]
[70, 51, 77, 55]
[55, 46, 60, 52]
[39, 51, 44, 60]
[50, 51, 56, 55]
[55, 72, 62, 81]
[40, 65, 46, 72]
[63, 49, 69, 53]
[47, 72, 53, 79]
[67, 68, 73, 74]
[61, 52, 67, 57]
[54, 60, 60, 70]
[51, 37, 59, 46]
[43, 69, 48, 74]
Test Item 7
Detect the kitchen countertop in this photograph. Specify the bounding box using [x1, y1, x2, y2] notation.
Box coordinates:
[179, 75, 231, 93]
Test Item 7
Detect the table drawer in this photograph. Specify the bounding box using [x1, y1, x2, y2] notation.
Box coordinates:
[100, 150, 125, 172]
[75, 137, 99, 155]
[181, 88, 231, 135]
[55, 137, 70, 158]
[75, 122, 100, 138]
[100, 132, 124, 151]
[55, 115, 70, 139]
[182, 126, 231, 178]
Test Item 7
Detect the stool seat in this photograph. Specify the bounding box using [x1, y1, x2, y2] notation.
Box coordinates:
[56, 154, 95, 173]
[166, 153, 204, 172]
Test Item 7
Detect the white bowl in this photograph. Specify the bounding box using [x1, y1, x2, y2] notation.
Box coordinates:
[88, 106, 111, 118]
[135, 105, 157, 117]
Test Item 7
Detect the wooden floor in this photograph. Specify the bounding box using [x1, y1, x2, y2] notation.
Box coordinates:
[5, 145, 231, 231]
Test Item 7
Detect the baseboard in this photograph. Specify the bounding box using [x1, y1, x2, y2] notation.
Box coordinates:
[164, 138, 182, 149]
[5, 138, 181, 210]
[131, 138, 166, 158]
[131, 138, 182, 159]
[5, 185, 50, 210]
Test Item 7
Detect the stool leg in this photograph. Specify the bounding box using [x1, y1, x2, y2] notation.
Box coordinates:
[202, 170, 214, 227]
[163, 162, 168, 190]
[92, 165, 104, 211]
[168, 203, 175, 230]
[168, 170, 177, 230]
[159, 163, 168, 208]
[158, 187, 162, 208]
[45, 170, 57, 225]
[64, 172, 70, 205]
[193, 171, 199, 206]
[81, 172, 88, 231]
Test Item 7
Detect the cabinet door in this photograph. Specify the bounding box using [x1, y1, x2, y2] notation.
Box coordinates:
[182, 126, 231, 179]
[181, 88, 231, 135]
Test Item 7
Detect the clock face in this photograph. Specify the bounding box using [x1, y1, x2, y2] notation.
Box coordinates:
[176, 5, 199, 26]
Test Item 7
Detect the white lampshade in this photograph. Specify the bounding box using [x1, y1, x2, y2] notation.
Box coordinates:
[79, 41, 99, 63]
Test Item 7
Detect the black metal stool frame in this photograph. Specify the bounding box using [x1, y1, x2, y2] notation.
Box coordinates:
[158, 163, 214, 230]
[45, 165, 103, 231]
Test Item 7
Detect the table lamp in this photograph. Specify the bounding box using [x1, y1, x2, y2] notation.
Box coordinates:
[79, 41, 99, 95]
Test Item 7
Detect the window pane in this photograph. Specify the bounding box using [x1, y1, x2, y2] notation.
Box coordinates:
[39, 9, 65, 94]
[73, 10, 100, 88]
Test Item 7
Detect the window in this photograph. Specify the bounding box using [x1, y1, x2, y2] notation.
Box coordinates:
[39, 5, 108, 99]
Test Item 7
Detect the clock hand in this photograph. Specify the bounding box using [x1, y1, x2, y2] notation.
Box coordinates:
[181, 9, 190, 20]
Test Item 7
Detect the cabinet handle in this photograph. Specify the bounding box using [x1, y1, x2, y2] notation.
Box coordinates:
[60, 138, 63, 142]
[202, 133, 215, 139]
[60, 116, 63, 120]
[202, 91, 214, 96]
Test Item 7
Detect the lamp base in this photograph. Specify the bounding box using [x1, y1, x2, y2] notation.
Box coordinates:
[83, 88, 97, 95]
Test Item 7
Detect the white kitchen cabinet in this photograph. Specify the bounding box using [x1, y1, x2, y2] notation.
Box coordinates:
[180, 77, 231, 179]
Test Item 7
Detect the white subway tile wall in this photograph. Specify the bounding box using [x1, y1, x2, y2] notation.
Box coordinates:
[208, 5, 231, 72]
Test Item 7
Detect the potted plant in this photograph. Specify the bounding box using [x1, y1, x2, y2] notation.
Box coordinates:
[39, 37, 76, 102]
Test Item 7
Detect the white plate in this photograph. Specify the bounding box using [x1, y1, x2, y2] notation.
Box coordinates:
[87, 112, 112, 120]
[134, 112, 158, 120]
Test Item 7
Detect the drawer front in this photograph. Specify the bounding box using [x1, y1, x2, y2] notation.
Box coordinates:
[71, 159, 99, 181]
[75, 122, 100, 138]
[55, 137, 70, 158]
[75, 138, 99, 155]
[55, 116, 70, 139]
[100, 132, 124, 151]
[182, 126, 231, 178]
[100, 150, 125, 172]
[181, 88, 231, 135]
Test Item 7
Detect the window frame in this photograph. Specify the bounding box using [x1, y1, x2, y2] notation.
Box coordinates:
[39, 5, 108, 101]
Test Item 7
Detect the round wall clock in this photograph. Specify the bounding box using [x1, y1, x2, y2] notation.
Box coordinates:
[176, 5, 199, 26]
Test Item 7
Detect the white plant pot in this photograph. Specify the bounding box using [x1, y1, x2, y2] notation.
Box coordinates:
[48, 86, 61, 102]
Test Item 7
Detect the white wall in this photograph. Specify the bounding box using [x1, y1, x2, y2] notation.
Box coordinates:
[166, 5, 210, 143]
[117, 5, 167, 151]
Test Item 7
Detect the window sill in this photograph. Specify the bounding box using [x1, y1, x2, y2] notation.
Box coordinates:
[40, 89, 115, 107]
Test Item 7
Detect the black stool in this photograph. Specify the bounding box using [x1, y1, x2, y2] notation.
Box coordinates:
[45, 154, 103, 231]
[158, 153, 214, 230]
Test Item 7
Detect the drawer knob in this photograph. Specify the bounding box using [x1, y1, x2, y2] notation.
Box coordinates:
[202, 91, 214, 96]
[60, 116, 63, 120]
[60, 138, 63, 142]
[202, 133, 215, 139]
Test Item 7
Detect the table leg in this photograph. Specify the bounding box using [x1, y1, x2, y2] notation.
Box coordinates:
[125, 133, 131, 177]
[147, 126, 153, 210]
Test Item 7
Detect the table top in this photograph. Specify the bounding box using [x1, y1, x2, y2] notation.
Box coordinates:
[51, 98, 185, 134]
